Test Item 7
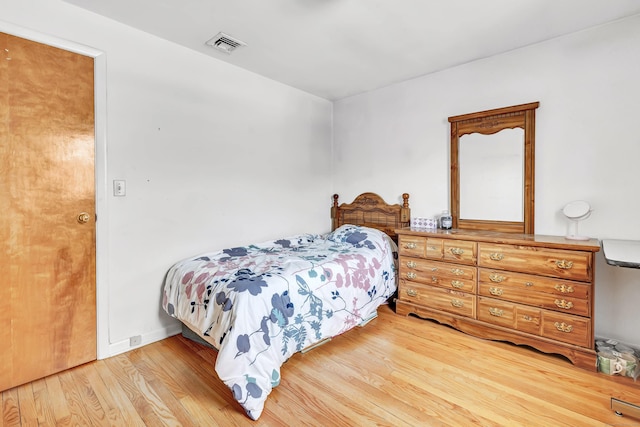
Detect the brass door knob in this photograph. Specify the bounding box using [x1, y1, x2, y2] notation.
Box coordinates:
[77, 212, 91, 224]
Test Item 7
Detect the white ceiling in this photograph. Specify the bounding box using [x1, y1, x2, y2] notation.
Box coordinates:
[63, 0, 640, 100]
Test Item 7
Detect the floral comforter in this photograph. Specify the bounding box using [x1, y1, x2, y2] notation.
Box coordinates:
[162, 225, 397, 420]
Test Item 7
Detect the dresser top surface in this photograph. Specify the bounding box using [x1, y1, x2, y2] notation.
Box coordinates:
[396, 227, 600, 252]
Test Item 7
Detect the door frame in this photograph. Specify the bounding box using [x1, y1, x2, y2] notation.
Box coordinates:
[1, 20, 109, 359]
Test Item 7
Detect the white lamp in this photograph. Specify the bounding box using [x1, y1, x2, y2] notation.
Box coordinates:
[562, 200, 592, 240]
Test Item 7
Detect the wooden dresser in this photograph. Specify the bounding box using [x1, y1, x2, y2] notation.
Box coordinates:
[395, 228, 601, 370]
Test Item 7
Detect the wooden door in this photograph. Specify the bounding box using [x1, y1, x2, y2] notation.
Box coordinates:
[0, 32, 96, 391]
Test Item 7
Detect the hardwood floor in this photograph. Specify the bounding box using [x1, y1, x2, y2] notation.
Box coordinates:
[3, 304, 640, 426]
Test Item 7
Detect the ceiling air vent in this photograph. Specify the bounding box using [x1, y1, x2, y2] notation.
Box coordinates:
[205, 32, 246, 54]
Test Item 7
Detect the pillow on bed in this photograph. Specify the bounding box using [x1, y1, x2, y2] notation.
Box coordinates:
[327, 225, 398, 268]
[326, 225, 372, 245]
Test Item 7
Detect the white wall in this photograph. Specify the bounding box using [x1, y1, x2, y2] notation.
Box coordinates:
[4, 0, 639, 356]
[333, 15, 640, 347]
[2, 0, 333, 357]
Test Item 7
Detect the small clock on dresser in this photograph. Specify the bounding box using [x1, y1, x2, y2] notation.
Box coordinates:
[395, 227, 601, 370]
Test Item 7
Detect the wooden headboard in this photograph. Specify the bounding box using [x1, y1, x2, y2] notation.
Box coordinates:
[331, 192, 410, 242]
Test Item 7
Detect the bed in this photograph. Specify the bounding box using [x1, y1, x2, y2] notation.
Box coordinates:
[161, 192, 410, 420]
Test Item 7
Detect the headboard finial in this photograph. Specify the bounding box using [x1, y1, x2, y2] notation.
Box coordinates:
[331, 194, 339, 230]
[401, 193, 410, 223]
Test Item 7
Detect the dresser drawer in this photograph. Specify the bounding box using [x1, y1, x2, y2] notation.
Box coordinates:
[478, 269, 590, 299]
[477, 297, 515, 329]
[478, 297, 590, 346]
[478, 243, 592, 281]
[399, 280, 475, 318]
[399, 258, 476, 292]
[541, 311, 591, 348]
[515, 306, 542, 336]
[399, 236, 426, 258]
[398, 236, 446, 259]
[478, 297, 544, 335]
[443, 240, 477, 265]
[478, 282, 589, 317]
[478, 270, 590, 317]
[425, 238, 445, 259]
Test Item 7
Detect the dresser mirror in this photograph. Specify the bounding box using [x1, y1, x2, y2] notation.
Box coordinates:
[449, 102, 539, 234]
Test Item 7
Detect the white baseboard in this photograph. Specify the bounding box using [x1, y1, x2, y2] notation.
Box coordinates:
[104, 324, 182, 359]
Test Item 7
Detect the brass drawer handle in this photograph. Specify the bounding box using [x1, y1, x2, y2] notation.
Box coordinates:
[489, 252, 504, 261]
[489, 307, 503, 317]
[431, 276, 439, 283]
[525, 282, 534, 287]
[406, 289, 417, 297]
[522, 315, 532, 321]
[427, 246, 438, 251]
[450, 299, 464, 308]
[404, 242, 417, 249]
[489, 287, 503, 296]
[451, 280, 464, 289]
[406, 272, 417, 280]
[489, 273, 505, 283]
[554, 299, 574, 310]
[450, 247, 464, 256]
[406, 261, 417, 268]
[556, 260, 573, 269]
[451, 268, 464, 276]
[554, 284, 574, 293]
[554, 322, 573, 333]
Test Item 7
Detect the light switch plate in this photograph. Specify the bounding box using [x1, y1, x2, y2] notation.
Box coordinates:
[113, 180, 126, 196]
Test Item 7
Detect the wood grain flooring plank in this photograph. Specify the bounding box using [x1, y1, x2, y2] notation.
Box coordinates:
[158, 337, 235, 409]
[70, 362, 130, 427]
[15, 384, 37, 426]
[29, 378, 56, 426]
[4, 305, 640, 426]
[298, 345, 490, 427]
[66, 364, 110, 426]
[103, 354, 180, 426]
[153, 337, 251, 425]
[92, 360, 146, 427]
[56, 369, 97, 426]
[1, 388, 20, 427]
[42, 375, 73, 426]
[300, 325, 501, 426]
[382, 313, 622, 425]
[128, 349, 211, 427]
[362, 314, 594, 426]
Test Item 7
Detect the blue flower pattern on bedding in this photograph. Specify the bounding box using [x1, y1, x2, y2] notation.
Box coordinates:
[162, 225, 397, 420]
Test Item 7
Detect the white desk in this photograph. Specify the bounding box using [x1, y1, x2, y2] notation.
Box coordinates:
[601, 239, 640, 421]
[601, 239, 640, 269]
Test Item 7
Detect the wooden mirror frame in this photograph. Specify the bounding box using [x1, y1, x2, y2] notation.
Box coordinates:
[449, 102, 539, 234]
